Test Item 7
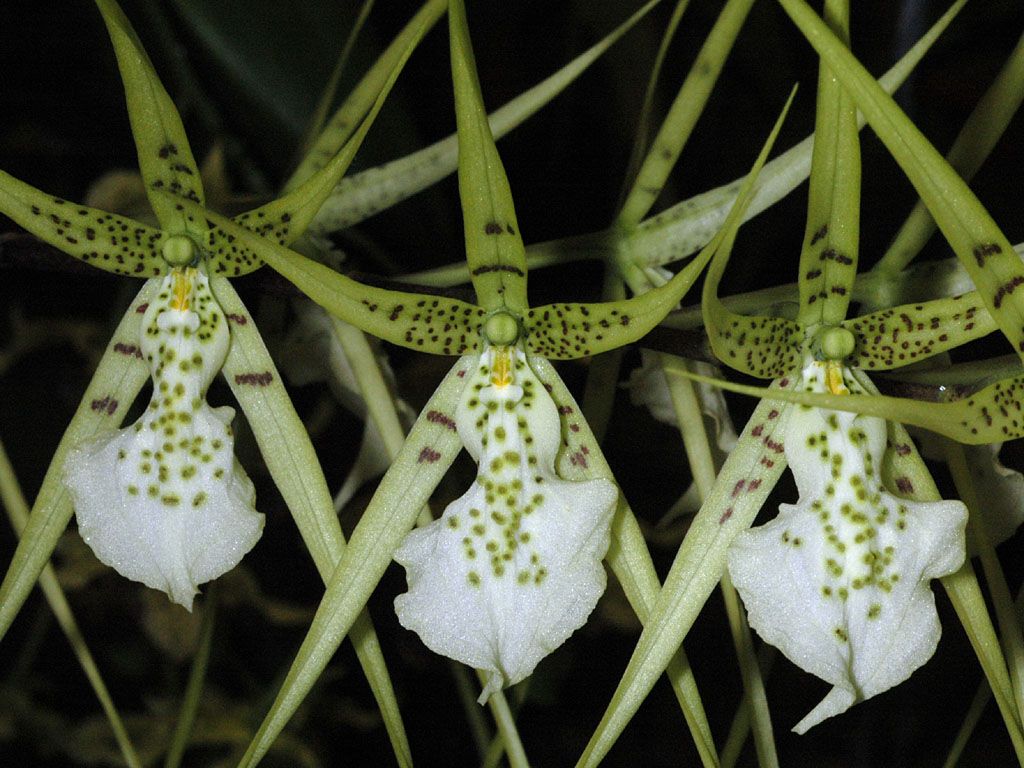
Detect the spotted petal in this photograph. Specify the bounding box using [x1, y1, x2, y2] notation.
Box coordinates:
[394, 347, 617, 700]
[63, 268, 263, 609]
[728, 359, 966, 732]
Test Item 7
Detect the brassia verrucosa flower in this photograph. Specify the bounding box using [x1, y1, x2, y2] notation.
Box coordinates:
[728, 357, 966, 732]
[394, 344, 617, 701]
[63, 266, 263, 609]
[574, 0, 1024, 762]
[161, 0, 804, 757]
[0, 1, 441, 761]
[0, 0, 414, 614]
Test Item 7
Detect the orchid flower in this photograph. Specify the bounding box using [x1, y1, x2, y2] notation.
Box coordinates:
[394, 343, 617, 701]
[728, 356, 966, 731]
[576, 1, 1024, 762]
[172, 0, 810, 759]
[0, 2, 445, 759]
[63, 265, 263, 609]
[0, 0, 417, 615]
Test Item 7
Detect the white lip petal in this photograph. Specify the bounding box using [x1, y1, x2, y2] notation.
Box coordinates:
[728, 359, 966, 732]
[64, 268, 264, 610]
[394, 347, 617, 700]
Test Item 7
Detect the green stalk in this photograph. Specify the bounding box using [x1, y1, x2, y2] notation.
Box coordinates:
[0, 437, 142, 768]
[164, 587, 218, 768]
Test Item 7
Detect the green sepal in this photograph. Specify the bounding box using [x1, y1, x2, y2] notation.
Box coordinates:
[576, 390, 795, 768]
[877, 23, 1024, 275]
[286, 0, 448, 190]
[701, 91, 804, 379]
[163, 197, 487, 355]
[235, 359, 473, 768]
[310, 0, 664, 236]
[866, 388, 1024, 755]
[676, 367, 1024, 446]
[532, 357, 720, 766]
[94, 0, 206, 238]
[778, 0, 1024, 362]
[213, 279, 411, 766]
[0, 169, 166, 277]
[0, 281, 156, 643]
[528, 86, 798, 361]
[844, 292, 996, 371]
[617, 0, 756, 229]
[796, 0, 860, 326]
[449, 0, 528, 313]
[217, 10, 429, 277]
[626, 0, 966, 270]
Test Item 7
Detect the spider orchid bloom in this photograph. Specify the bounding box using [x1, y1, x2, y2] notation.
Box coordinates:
[395, 344, 618, 702]
[727, 356, 966, 732]
[64, 266, 263, 609]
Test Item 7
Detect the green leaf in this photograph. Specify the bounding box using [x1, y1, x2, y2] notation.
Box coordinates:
[844, 293, 996, 371]
[796, 0, 860, 326]
[617, 0, 756, 229]
[576, 390, 796, 768]
[877, 27, 1024, 275]
[0, 170, 165, 277]
[169, 199, 487, 354]
[95, 0, 206, 237]
[0, 281, 155, 642]
[310, 0, 664, 235]
[449, 0, 528, 312]
[213, 279, 411, 766]
[236, 360, 472, 768]
[778, 0, 1024, 362]
[287, 0, 447, 190]
[533, 357, 720, 767]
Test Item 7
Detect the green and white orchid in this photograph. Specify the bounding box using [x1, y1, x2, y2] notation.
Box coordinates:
[394, 343, 618, 702]
[728, 356, 966, 732]
[63, 265, 263, 609]
[576, 1, 1024, 763]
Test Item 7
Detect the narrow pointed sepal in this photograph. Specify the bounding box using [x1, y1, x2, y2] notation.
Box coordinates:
[63, 268, 263, 609]
[728, 358, 966, 732]
[394, 347, 617, 698]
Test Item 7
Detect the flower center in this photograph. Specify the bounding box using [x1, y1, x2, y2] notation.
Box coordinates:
[162, 234, 197, 268]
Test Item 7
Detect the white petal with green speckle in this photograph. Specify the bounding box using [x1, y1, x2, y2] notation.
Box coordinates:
[64, 267, 263, 610]
[395, 346, 617, 702]
[728, 358, 966, 733]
